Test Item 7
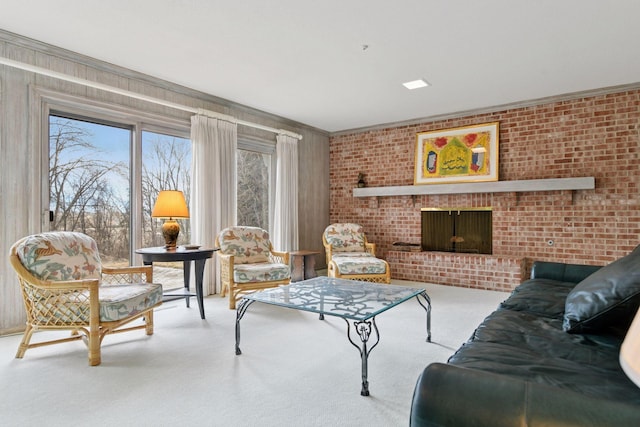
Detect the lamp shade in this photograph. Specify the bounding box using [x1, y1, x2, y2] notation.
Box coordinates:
[620, 307, 640, 388]
[151, 190, 189, 219]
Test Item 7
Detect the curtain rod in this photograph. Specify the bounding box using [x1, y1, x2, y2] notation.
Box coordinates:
[0, 57, 302, 140]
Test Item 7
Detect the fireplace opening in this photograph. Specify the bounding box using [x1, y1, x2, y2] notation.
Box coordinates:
[421, 208, 492, 254]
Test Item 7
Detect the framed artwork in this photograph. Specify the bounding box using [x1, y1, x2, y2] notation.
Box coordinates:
[414, 122, 499, 185]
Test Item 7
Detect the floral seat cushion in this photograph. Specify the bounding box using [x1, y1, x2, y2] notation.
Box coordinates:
[323, 223, 366, 253]
[233, 262, 291, 283]
[99, 284, 163, 322]
[333, 251, 370, 258]
[332, 254, 387, 275]
[218, 226, 272, 264]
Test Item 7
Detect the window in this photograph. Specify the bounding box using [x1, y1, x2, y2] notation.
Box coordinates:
[48, 108, 274, 272]
[141, 130, 192, 248]
[237, 139, 275, 231]
[47, 112, 190, 275]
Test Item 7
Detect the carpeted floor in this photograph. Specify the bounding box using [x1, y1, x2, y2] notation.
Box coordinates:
[0, 280, 509, 427]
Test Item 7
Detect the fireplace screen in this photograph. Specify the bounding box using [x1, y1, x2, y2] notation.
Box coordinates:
[421, 208, 492, 254]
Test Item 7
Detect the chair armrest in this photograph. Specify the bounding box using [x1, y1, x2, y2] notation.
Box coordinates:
[17, 277, 100, 325]
[28, 278, 100, 292]
[218, 252, 235, 285]
[271, 250, 289, 264]
[365, 242, 376, 256]
[217, 252, 234, 264]
[322, 234, 334, 265]
[102, 265, 153, 284]
[324, 246, 333, 264]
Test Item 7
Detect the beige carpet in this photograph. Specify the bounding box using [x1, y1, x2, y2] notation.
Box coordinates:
[0, 280, 508, 427]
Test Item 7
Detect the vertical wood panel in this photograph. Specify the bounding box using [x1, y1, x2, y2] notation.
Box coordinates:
[1, 43, 38, 333]
[298, 130, 330, 268]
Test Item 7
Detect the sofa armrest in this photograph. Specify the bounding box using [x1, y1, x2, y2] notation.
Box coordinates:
[410, 363, 640, 427]
[530, 260, 601, 283]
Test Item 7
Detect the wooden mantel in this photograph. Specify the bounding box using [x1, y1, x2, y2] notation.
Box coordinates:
[353, 177, 595, 197]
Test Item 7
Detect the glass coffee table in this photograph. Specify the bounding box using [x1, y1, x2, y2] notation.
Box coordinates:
[235, 276, 431, 396]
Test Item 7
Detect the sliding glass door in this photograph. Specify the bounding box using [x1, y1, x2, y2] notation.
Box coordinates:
[48, 115, 132, 267]
[48, 114, 192, 272]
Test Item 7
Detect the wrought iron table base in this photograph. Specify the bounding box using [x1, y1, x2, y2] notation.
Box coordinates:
[235, 290, 431, 396]
[347, 291, 430, 396]
[346, 317, 379, 396]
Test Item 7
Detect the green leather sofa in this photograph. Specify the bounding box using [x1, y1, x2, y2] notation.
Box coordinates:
[410, 249, 640, 426]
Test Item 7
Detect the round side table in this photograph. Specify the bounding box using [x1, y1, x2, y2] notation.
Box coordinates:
[136, 246, 217, 319]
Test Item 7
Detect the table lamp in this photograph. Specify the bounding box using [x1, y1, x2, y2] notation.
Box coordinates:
[620, 307, 640, 388]
[151, 190, 189, 249]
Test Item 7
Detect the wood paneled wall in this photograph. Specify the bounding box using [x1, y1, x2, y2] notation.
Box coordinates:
[0, 30, 330, 333]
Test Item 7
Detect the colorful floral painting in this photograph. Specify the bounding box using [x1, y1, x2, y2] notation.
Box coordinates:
[414, 122, 499, 185]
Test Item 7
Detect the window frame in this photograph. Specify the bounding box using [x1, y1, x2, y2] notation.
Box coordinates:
[37, 88, 190, 264]
[35, 87, 279, 259]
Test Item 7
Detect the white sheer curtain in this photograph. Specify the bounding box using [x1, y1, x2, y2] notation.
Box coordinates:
[272, 134, 299, 252]
[190, 113, 237, 295]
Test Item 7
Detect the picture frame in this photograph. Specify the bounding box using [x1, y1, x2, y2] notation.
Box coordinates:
[414, 122, 499, 185]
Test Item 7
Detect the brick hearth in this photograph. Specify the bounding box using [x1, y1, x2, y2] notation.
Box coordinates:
[388, 251, 525, 292]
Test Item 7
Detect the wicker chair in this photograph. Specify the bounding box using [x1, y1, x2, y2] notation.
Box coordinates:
[216, 226, 290, 309]
[9, 231, 163, 366]
[322, 223, 391, 283]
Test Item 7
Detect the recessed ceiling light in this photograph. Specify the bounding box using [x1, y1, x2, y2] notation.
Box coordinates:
[403, 79, 430, 90]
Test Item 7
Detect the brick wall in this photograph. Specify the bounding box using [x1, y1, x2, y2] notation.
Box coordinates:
[329, 89, 640, 291]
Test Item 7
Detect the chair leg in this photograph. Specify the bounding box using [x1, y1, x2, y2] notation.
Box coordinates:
[229, 288, 237, 309]
[88, 324, 101, 366]
[15, 324, 34, 359]
[145, 310, 154, 336]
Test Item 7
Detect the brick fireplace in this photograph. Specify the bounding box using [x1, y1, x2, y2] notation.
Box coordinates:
[329, 88, 640, 292]
[421, 208, 492, 254]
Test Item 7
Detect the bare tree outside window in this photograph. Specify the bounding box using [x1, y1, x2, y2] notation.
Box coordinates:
[237, 149, 270, 230]
[49, 114, 271, 274]
[49, 116, 129, 266]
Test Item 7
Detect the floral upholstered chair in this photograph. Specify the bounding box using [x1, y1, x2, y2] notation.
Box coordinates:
[322, 223, 391, 283]
[216, 226, 290, 309]
[9, 231, 163, 366]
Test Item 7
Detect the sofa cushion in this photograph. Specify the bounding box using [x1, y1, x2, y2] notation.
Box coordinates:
[500, 278, 574, 319]
[450, 308, 640, 403]
[563, 245, 640, 335]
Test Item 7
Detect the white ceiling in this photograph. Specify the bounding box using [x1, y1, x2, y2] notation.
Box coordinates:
[1, 1, 639, 133]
